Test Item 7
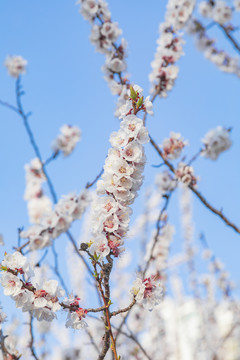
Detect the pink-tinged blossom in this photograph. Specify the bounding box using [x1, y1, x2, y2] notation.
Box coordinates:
[161, 132, 188, 160]
[2, 251, 34, 279]
[89, 234, 110, 259]
[149, 0, 195, 97]
[198, 1, 214, 18]
[89, 86, 150, 259]
[166, 0, 196, 30]
[77, 0, 130, 117]
[0, 273, 23, 296]
[212, 1, 232, 25]
[24, 157, 52, 224]
[176, 162, 198, 187]
[52, 125, 81, 156]
[201, 126, 232, 160]
[4, 55, 27, 78]
[21, 190, 90, 251]
[131, 275, 164, 311]
[65, 310, 88, 329]
[187, 19, 240, 76]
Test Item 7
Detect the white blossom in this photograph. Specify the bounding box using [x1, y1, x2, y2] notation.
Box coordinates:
[52, 125, 81, 156]
[4, 55, 27, 78]
[201, 126, 232, 160]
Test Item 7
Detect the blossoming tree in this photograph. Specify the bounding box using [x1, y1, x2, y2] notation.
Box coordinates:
[0, 0, 240, 359]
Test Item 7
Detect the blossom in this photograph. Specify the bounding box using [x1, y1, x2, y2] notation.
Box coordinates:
[52, 125, 81, 156]
[4, 55, 27, 77]
[131, 275, 164, 311]
[65, 310, 88, 329]
[0, 273, 23, 296]
[2, 251, 34, 279]
[201, 126, 232, 160]
[149, 0, 195, 97]
[198, 1, 213, 17]
[212, 1, 232, 25]
[161, 132, 188, 160]
[176, 162, 197, 187]
[89, 86, 149, 259]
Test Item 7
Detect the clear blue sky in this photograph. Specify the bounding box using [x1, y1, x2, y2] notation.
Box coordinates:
[0, 0, 240, 307]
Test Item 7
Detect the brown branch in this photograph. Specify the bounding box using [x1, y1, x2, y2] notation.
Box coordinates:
[28, 314, 39, 360]
[149, 135, 240, 234]
[85, 168, 104, 189]
[89, 314, 151, 360]
[110, 298, 136, 317]
[219, 24, 240, 54]
[0, 329, 21, 360]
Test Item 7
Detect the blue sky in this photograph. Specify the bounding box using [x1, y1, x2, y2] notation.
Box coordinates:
[0, 0, 240, 312]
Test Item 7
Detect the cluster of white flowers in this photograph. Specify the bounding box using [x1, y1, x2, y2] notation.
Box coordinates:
[4, 55, 27, 78]
[176, 162, 197, 187]
[52, 125, 81, 156]
[21, 190, 90, 251]
[145, 224, 175, 273]
[149, 0, 195, 96]
[188, 19, 240, 75]
[166, 0, 196, 30]
[131, 275, 164, 311]
[24, 158, 52, 224]
[0, 252, 87, 329]
[201, 126, 232, 160]
[77, 0, 130, 116]
[161, 131, 188, 160]
[89, 85, 150, 260]
[155, 171, 177, 194]
[198, 1, 232, 25]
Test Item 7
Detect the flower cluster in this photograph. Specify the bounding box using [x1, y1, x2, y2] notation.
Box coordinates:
[21, 190, 90, 251]
[24, 158, 52, 224]
[131, 275, 164, 311]
[4, 55, 27, 78]
[89, 85, 150, 259]
[0, 252, 87, 328]
[77, 0, 130, 116]
[65, 297, 88, 329]
[201, 126, 232, 160]
[188, 19, 240, 76]
[149, 0, 195, 97]
[161, 131, 188, 160]
[176, 162, 197, 187]
[166, 0, 196, 30]
[52, 125, 81, 156]
[155, 171, 177, 194]
[198, 1, 232, 25]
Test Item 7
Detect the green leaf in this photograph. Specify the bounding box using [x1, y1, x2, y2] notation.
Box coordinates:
[129, 85, 137, 100]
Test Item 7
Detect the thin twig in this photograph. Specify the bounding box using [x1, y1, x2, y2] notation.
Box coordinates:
[111, 298, 136, 317]
[219, 24, 240, 53]
[29, 314, 39, 360]
[85, 168, 104, 189]
[149, 135, 240, 234]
